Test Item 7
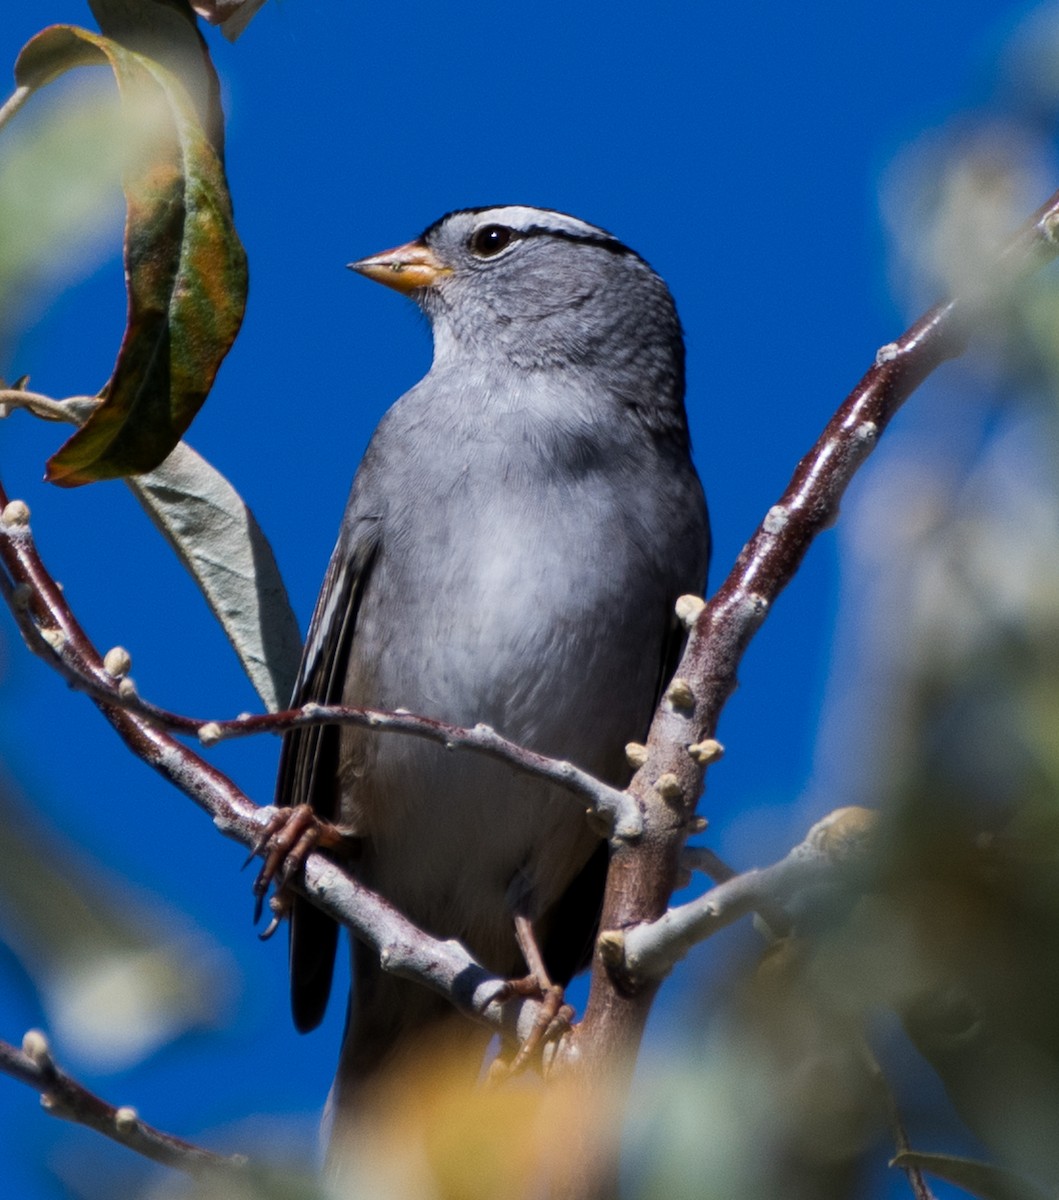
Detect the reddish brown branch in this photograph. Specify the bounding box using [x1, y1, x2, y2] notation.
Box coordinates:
[0, 604, 640, 841]
[0, 1031, 246, 1175]
[680, 299, 953, 716]
[686, 183, 1059, 738]
[561, 187, 1059, 1196]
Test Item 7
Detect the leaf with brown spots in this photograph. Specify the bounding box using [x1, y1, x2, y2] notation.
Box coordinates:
[13, 25, 247, 486]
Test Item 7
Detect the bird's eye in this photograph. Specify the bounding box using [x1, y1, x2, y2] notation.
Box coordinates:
[469, 224, 515, 258]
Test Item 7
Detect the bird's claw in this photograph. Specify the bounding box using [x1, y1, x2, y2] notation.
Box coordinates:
[248, 805, 343, 927]
[258, 892, 293, 941]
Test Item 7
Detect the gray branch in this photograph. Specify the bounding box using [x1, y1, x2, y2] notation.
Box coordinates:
[606, 807, 877, 985]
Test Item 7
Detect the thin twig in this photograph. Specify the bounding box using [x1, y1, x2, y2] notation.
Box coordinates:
[681, 843, 792, 940]
[0, 481, 539, 1043]
[682, 844, 737, 882]
[0, 85, 31, 133]
[0, 492, 640, 840]
[0, 1031, 246, 1175]
[0, 388, 98, 423]
[875, 1059, 938, 1200]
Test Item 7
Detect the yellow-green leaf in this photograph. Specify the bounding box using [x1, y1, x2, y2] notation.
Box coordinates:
[13, 25, 247, 486]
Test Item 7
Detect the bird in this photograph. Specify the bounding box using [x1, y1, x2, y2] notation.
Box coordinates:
[270, 204, 710, 1128]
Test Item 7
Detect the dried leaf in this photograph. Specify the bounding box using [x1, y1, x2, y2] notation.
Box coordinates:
[13, 26, 247, 486]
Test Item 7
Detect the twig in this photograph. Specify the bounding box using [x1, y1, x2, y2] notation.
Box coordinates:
[874, 1057, 938, 1200]
[681, 843, 793, 939]
[682, 844, 736, 882]
[0, 480, 539, 1043]
[0, 494, 640, 840]
[248, 706, 640, 839]
[609, 807, 875, 984]
[0, 1031, 246, 1175]
[0, 85, 31, 133]
[0, 388, 98, 422]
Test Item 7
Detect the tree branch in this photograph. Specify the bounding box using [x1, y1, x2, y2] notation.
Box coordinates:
[883, 1072, 938, 1200]
[0, 85, 31, 132]
[0, 1030, 246, 1175]
[0, 490, 640, 840]
[211, 709, 640, 839]
[0, 481, 547, 1044]
[609, 807, 875, 985]
[561, 186, 1059, 1196]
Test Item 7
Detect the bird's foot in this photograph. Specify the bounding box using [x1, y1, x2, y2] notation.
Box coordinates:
[490, 973, 574, 1080]
[489, 908, 576, 1077]
[247, 804, 346, 931]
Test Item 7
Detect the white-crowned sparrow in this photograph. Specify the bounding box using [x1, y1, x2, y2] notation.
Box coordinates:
[274, 205, 710, 1110]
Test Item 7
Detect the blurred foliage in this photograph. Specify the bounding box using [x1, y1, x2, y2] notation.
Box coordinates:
[623, 9, 1059, 1199]
[0, 73, 126, 358]
[313, 1028, 621, 1200]
[0, 775, 236, 1072]
[737, 8, 1059, 1194]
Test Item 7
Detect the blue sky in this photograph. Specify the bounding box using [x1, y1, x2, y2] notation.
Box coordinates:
[0, 1, 1048, 1196]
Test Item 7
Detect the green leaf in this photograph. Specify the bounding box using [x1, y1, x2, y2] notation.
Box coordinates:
[129, 442, 302, 713]
[12, 26, 247, 486]
[892, 1152, 1053, 1200]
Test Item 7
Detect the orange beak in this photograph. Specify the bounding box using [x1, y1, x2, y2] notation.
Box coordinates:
[347, 239, 453, 294]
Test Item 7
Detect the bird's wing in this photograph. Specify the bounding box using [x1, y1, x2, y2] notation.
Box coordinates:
[275, 515, 381, 1033]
